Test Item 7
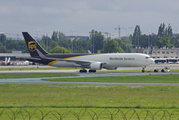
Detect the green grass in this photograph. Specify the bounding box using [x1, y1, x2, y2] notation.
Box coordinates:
[0, 74, 79, 79]
[0, 83, 179, 119]
[0, 84, 179, 109]
[43, 74, 179, 83]
[0, 71, 179, 119]
[1, 108, 179, 120]
[0, 108, 179, 120]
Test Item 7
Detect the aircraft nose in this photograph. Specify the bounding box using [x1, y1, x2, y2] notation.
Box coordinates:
[150, 58, 155, 64]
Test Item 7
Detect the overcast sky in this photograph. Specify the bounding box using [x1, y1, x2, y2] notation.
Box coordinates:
[1, 0, 179, 39]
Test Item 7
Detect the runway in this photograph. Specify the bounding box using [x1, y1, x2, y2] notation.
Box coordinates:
[0, 64, 179, 86]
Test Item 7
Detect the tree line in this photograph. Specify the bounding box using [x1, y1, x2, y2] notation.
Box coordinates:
[0, 23, 179, 53]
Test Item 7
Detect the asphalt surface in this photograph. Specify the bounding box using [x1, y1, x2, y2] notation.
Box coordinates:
[0, 64, 179, 86]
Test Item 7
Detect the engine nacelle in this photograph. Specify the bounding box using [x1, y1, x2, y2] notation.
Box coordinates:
[90, 62, 103, 70]
[105, 67, 117, 70]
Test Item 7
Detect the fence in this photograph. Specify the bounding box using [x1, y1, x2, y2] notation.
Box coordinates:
[0, 108, 179, 120]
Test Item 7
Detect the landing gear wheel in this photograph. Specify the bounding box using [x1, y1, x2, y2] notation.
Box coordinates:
[142, 66, 146, 73]
[79, 70, 87, 73]
[89, 70, 96, 73]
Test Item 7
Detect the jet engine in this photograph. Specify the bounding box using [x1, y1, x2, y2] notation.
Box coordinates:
[90, 62, 103, 70]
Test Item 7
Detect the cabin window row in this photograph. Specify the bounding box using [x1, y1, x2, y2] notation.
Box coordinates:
[144, 51, 179, 54]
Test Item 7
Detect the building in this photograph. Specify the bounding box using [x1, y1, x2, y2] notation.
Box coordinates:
[0, 51, 30, 61]
[66, 36, 88, 40]
[131, 48, 179, 58]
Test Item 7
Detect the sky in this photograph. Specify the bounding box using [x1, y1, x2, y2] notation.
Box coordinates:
[0, 0, 179, 39]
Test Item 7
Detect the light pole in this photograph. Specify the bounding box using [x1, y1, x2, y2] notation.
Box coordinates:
[0, 32, 4, 47]
[70, 30, 75, 36]
[70, 30, 75, 53]
[148, 31, 151, 48]
[71, 38, 74, 53]
[46, 32, 50, 52]
[89, 31, 94, 53]
[36, 30, 40, 40]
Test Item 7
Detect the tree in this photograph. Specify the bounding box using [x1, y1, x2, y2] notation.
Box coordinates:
[50, 41, 58, 49]
[157, 23, 166, 37]
[51, 31, 59, 42]
[157, 23, 173, 37]
[17, 40, 27, 51]
[38, 41, 47, 51]
[0, 47, 5, 53]
[156, 36, 172, 48]
[73, 38, 87, 53]
[89, 30, 104, 53]
[58, 32, 71, 48]
[50, 46, 71, 53]
[6, 39, 18, 51]
[103, 39, 124, 53]
[41, 35, 51, 52]
[175, 34, 179, 47]
[167, 24, 173, 36]
[132, 25, 141, 47]
[0, 34, 6, 47]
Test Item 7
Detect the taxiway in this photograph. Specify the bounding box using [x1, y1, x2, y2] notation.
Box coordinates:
[0, 64, 178, 86]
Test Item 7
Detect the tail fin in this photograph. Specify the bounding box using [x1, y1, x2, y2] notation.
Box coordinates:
[22, 32, 48, 58]
[148, 41, 153, 55]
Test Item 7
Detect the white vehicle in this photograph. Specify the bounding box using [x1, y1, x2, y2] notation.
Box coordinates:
[21, 32, 154, 73]
[154, 67, 170, 72]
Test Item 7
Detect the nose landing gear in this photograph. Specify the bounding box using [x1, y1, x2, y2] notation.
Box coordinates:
[142, 66, 146, 72]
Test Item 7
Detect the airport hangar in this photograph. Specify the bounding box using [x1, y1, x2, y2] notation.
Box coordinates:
[0, 51, 29, 61]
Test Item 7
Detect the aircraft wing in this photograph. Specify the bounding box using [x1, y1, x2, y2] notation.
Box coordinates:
[46, 57, 106, 67]
[60, 58, 106, 66]
[16, 56, 41, 61]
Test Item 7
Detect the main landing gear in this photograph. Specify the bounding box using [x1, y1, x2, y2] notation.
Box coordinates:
[89, 70, 96, 73]
[79, 69, 87, 73]
[79, 69, 96, 73]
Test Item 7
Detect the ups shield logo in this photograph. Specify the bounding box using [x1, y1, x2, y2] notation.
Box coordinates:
[28, 41, 37, 52]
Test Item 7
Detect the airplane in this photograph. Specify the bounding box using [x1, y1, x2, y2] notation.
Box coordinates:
[21, 32, 154, 73]
[13, 60, 30, 66]
[0, 57, 12, 66]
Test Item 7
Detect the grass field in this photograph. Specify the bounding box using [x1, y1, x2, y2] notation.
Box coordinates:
[43, 74, 179, 83]
[0, 84, 179, 119]
[0, 74, 78, 79]
[0, 84, 178, 109]
[1, 71, 179, 119]
[1, 108, 179, 119]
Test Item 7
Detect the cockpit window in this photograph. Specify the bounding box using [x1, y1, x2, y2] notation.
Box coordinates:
[145, 57, 151, 59]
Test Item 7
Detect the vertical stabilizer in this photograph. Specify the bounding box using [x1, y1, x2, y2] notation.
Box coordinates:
[22, 32, 48, 58]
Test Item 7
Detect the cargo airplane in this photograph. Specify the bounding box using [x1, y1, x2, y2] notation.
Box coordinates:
[21, 32, 154, 73]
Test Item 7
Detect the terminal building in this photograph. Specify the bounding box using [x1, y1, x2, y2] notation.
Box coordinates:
[131, 47, 179, 63]
[131, 47, 179, 58]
